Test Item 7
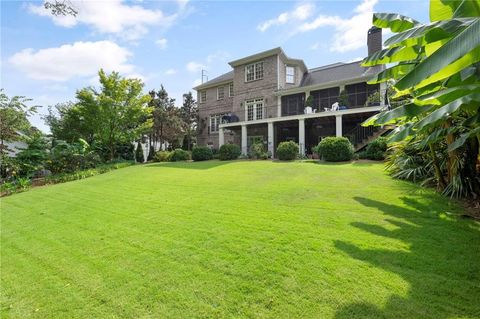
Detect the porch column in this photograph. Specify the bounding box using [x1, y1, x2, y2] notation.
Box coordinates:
[380, 82, 387, 106]
[218, 127, 224, 147]
[299, 119, 305, 155]
[277, 96, 282, 117]
[267, 122, 274, 156]
[335, 115, 343, 137]
[241, 124, 247, 155]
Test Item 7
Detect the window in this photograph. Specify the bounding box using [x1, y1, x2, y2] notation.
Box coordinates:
[245, 62, 264, 82]
[281, 93, 305, 116]
[345, 82, 379, 107]
[286, 66, 295, 83]
[229, 83, 234, 97]
[245, 98, 264, 121]
[200, 91, 207, 103]
[217, 86, 224, 100]
[209, 114, 226, 133]
[311, 87, 340, 111]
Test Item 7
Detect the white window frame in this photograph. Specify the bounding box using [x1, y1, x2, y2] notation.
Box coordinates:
[245, 62, 264, 82]
[200, 91, 207, 103]
[245, 98, 264, 121]
[229, 82, 234, 97]
[286, 66, 295, 84]
[217, 86, 225, 100]
[209, 114, 226, 133]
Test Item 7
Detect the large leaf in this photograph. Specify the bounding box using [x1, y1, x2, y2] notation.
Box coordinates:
[362, 45, 422, 66]
[363, 103, 429, 126]
[373, 13, 420, 32]
[384, 18, 474, 48]
[448, 126, 480, 151]
[430, 0, 480, 21]
[367, 63, 416, 84]
[388, 122, 415, 142]
[415, 85, 479, 105]
[395, 18, 480, 90]
[415, 93, 480, 130]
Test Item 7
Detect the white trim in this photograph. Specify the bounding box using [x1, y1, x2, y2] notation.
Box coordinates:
[217, 86, 224, 100]
[219, 106, 384, 128]
[274, 75, 371, 96]
[229, 82, 234, 97]
[244, 61, 264, 82]
[200, 90, 207, 103]
[286, 65, 295, 84]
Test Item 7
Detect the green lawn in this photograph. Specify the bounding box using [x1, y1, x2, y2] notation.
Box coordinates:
[1, 161, 479, 318]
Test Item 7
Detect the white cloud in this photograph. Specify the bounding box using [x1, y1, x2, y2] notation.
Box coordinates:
[165, 68, 177, 75]
[186, 61, 206, 73]
[156, 38, 168, 49]
[297, 0, 378, 53]
[9, 41, 135, 82]
[28, 0, 189, 41]
[258, 3, 314, 32]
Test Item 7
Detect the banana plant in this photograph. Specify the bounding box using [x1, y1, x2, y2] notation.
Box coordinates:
[362, 0, 480, 197]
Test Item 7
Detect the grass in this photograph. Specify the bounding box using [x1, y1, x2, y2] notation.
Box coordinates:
[1, 160, 479, 318]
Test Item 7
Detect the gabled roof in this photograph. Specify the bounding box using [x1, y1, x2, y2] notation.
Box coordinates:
[229, 47, 307, 71]
[300, 61, 381, 87]
[193, 71, 234, 90]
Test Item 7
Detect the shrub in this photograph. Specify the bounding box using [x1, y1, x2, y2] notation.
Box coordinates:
[249, 142, 268, 160]
[147, 145, 155, 161]
[315, 137, 354, 162]
[192, 146, 213, 161]
[169, 149, 191, 162]
[218, 144, 241, 161]
[276, 141, 298, 161]
[154, 151, 172, 162]
[362, 137, 388, 160]
[47, 139, 100, 174]
[135, 142, 145, 163]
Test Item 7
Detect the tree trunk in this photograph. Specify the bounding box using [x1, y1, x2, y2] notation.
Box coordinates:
[429, 143, 447, 190]
[463, 136, 480, 197]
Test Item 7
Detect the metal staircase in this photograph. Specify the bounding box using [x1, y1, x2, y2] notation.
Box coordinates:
[346, 124, 393, 152]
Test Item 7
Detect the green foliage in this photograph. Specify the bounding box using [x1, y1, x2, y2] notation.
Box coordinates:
[135, 142, 145, 163]
[147, 145, 155, 161]
[305, 95, 314, 108]
[0, 177, 31, 196]
[15, 132, 49, 177]
[338, 90, 349, 106]
[0, 89, 36, 156]
[191, 146, 213, 161]
[362, 0, 480, 198]
[276, 141, 298, 161]
[169, 149, 191, 162]
[315, 137, 354, 162]
[249, 142, 268, 160]
[218, 144, 241, 161]
[365, 91, 381, 106]
[360, 137, 389, 160]
[154, 151, 172, 162]
[180, 92, 198, 150]
[46, 139, 100, 174]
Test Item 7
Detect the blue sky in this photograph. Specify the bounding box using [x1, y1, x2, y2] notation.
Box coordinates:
[1, 0, 429, 132]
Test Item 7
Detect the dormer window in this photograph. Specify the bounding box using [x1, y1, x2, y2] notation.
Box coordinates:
[286, 66, 295, 84]
[245, 62, 264, 82]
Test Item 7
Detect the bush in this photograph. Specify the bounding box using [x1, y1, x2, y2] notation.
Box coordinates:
[169, 149, 191, 162]
[192, 146, 213, 161]
[47, 139, 100, 174]
[218, 144, 241, 161]
[276, 141, 299, 161]
[315, 137, 354, 162]
[154, 151, 172, 162]
[249, 142, 269, 160]
[362, 137, 388, 160]
[147, 145, 155, 161]
[135, 142, 145, 163]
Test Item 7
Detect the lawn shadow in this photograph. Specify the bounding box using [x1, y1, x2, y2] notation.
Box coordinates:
[334, 196, 480, 319]
[145, 160, 233, 170]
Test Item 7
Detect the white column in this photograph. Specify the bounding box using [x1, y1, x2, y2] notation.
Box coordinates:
[241, 125, 247, 155]
[299, 119, 305, 155]
[267, 122, 274, 156]
[218, 127, 224, 147]
[305, 91, 310, 99]
[335, 115, 343, 137]
[277, 96, 282, 117]
[380, 82, 387, 106]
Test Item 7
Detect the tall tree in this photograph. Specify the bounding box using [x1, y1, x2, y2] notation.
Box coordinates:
[149, 86, 184, 149]
[75, 70, 152, 160]
[180, 92, 198, 150]
[44, 102, 93, 144]
[0, 90, 36, 157]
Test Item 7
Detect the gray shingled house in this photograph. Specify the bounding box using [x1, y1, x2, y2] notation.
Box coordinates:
[193, 27, 386, 157]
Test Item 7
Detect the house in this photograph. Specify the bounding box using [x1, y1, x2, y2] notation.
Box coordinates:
[193, 26, 385, 156]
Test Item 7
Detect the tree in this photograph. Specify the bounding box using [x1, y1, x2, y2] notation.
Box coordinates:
[75, 70, 152, 160]
[180, 92, 198, 150]
[148, 86, 184, 149]
[16, 131, 49, 177]
[135, 142, 145, 163]
[0, 90, 36, 157]
[362, 0, 480, 197]
[44, 102, 94, 144]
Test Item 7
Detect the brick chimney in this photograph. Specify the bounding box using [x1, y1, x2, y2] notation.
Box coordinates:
[367, 26, 382, 56]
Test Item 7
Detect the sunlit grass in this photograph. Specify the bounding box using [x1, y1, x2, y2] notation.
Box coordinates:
[1, 161, 479, 318]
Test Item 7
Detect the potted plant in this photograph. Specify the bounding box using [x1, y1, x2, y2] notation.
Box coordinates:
[366, 91, 381, 106]
[304, 95, 314, 114]
[338, 90, 349, 108]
